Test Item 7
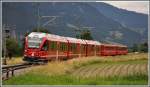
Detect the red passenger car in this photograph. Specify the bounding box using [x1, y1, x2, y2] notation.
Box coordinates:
[66, 37, 86, 58]
[85, 40, 101, 57]
[24, 32, 69, 62]
[116, 45, 128, 55]
[100, 44, 117, 56]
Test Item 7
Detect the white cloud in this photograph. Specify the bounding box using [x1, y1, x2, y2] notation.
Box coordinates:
[97, 1, 149, 14]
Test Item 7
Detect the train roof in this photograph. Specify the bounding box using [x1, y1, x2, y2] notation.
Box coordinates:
[101, 43, 117, 46]
[66, 37, 86, 44]
[28, 32, 46, 38]
[28, 32, 126, 47]
[85, 40, 101, 45]
[101, 43, 127, 47]
[94, 41, 101, 45]
[47, 34, 68, 42]
[28, 32, 68, 42]
[116, 44, 127, 47]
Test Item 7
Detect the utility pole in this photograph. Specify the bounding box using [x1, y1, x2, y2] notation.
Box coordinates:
[2, 24, 7, 65]
[82, 27, 94, 31]
[41, 16, 59, 27]
[37, 3, 40, 32]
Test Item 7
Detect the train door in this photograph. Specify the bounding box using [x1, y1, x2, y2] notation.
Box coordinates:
[69, 43, 78, 58]
[48, 41, 57, 60]
[100, 45, 104, 56]
[77, 43, 81, 58]
[87, 44, 90, 56]
[40, 40, 49, 59]
[91, 45, 95, 56]
[58, 42, 68, 59]
[81, 44, 86, 57]
[96, 45, 100, 56]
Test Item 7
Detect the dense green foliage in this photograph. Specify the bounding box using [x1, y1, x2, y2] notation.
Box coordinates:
[32, 27, 51, 33]
[130, 42, 148, 52]
[5, 38, 22, 57]
[76, 30, 93, 40]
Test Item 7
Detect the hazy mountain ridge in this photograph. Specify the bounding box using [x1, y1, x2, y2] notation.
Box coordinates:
[88, 2, 148, 40]
[3, 2, 148, 46]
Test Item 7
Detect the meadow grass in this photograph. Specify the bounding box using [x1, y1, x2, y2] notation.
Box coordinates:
[69, 53, 148, 69]
[3, 57, 25, 65]
[3, 53, 148, 85]
[4, 53, 148, 65]
[3, 73, 148, 85]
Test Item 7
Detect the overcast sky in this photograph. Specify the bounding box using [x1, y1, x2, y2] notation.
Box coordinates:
[98, 1, 149, 14]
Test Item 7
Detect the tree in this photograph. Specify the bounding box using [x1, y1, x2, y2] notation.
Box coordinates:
[6, 38, 22, 59]
[77, 30, 93, 40]
[132, 43, 138, 52]
[131, 42, 148, 53]
[139, 42, 148, 52]
[32, 27, 50, 33]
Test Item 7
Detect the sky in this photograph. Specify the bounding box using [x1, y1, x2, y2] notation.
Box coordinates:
[97, 1, 149, 14]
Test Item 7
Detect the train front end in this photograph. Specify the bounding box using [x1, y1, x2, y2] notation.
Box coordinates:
[23, 32, 48, 63]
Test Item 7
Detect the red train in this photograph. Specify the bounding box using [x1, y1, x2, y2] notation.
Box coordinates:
[23, 32, 128, 62]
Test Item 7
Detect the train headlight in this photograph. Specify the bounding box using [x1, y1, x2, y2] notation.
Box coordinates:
[31, 53, 34, 56]
[24, 50, 27, 52]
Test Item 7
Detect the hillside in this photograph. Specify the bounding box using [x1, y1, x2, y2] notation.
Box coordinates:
[2, 2, 148, 46]
[89, 2, 148, 41]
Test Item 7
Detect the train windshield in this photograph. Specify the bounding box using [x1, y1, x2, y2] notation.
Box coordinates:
[28, 37, 43, 48]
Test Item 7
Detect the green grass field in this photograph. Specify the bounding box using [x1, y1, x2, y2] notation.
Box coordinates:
[3, 53, 148, 85]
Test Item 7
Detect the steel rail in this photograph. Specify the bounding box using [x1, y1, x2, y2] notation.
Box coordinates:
[2, 63, 33, 80]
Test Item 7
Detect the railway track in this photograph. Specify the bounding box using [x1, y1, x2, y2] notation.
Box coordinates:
[2, 63, 35, 80]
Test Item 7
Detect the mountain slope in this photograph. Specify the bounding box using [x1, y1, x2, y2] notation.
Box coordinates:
[89, 2, 148, 41]
[2, 2, 146, 46]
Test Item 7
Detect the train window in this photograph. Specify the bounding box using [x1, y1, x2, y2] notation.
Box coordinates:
[84, 45, 86, 49]
[60, 43, 67, 51]
[105, 47, 108, 50]
[41, 41, 48, 51]
[50, 41, 57, 50]
[64, 43, 67, 51]
[70, 43, 77, 51]
[63, 43, 67, 51]
[96, 46, 99, 51]
[81, 45, 84, 52]
[70, 44, 72, 51]
[91, 45, 94, 50]
[28, 37, 42, 48]
[72, 44, 76, 50]
[108, 47, 112, 50]
[70, 44, 73, 51]
[60, 43, 63, 51]
[105, 46, 111, 50]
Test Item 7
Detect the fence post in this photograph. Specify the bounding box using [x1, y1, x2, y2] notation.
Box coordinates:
[6, 69, 9, 79]
[12, 69, 14, 76]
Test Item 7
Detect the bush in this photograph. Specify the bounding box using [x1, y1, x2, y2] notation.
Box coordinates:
[6, 38, 23, 57]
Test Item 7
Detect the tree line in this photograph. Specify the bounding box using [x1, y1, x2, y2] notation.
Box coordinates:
[129, 42, 148, 53]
